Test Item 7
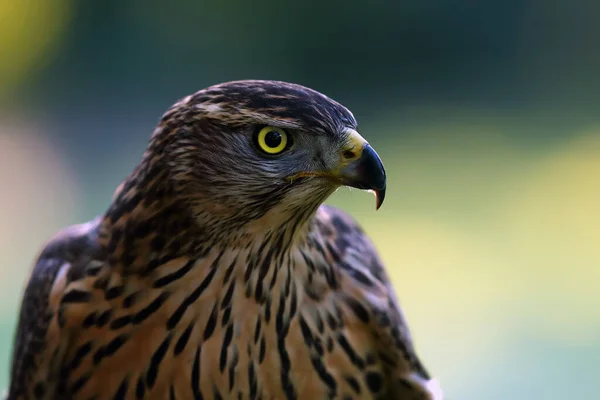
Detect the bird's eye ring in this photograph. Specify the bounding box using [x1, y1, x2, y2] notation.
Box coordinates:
[255, 126, 290, 155]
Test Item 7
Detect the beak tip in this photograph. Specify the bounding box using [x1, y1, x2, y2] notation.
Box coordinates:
[374, 187, 386, 210]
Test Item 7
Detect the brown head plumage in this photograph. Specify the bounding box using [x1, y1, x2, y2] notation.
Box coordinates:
[110, 80, 386, 245]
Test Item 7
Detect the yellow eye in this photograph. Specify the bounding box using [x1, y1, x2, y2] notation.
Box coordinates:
[256, 126, 289, 154]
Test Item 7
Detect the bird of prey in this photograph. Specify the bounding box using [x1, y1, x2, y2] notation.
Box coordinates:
[8, 80, 443, 399]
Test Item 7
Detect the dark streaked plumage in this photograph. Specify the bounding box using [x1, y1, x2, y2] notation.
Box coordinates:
[8, 80, 443, 399]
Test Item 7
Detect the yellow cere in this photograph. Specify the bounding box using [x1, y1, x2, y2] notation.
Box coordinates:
[343, 129, 368, 158]
[257, 126, 288, 154]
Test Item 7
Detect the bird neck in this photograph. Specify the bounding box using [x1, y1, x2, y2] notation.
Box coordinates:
[97, 159, 320, 276]
[97, 168, 335, 307]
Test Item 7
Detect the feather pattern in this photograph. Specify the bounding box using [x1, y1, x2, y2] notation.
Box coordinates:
[8, 80, 442, 400]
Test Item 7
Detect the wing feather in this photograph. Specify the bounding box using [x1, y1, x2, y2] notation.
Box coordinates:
[316, 205, 443, 399]
[7, 220, 100, 400]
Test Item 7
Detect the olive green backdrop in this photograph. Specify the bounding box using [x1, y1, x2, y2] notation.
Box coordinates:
[1, 1, 599, 398]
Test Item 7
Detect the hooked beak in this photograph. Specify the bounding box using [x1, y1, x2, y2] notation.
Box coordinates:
[286, 129, 387, 209]
[337, 129, 386, 209]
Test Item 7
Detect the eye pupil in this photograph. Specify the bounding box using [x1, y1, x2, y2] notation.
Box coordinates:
[255, 126, 289, 155]
[264, 130, 282, 148]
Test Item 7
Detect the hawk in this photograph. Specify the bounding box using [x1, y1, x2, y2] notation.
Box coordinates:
[8, 80, 443, 399]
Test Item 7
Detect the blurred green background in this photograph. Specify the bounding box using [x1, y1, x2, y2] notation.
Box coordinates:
[1, 1, 599, 398]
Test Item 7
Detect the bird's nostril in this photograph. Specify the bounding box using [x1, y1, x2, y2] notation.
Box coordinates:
[343, 150, 356, 160]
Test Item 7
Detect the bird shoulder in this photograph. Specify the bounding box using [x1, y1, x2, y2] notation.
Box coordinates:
[313, 205, 442, 398]
[7, 219, 102, 399]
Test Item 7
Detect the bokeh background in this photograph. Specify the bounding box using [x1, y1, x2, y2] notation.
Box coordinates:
[1, 1, 599, 398]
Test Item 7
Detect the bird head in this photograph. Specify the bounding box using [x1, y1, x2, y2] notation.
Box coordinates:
[148, 80, 386, 233]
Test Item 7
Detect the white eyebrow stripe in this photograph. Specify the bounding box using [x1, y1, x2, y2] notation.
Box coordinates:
[195, 103, 223, 113]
